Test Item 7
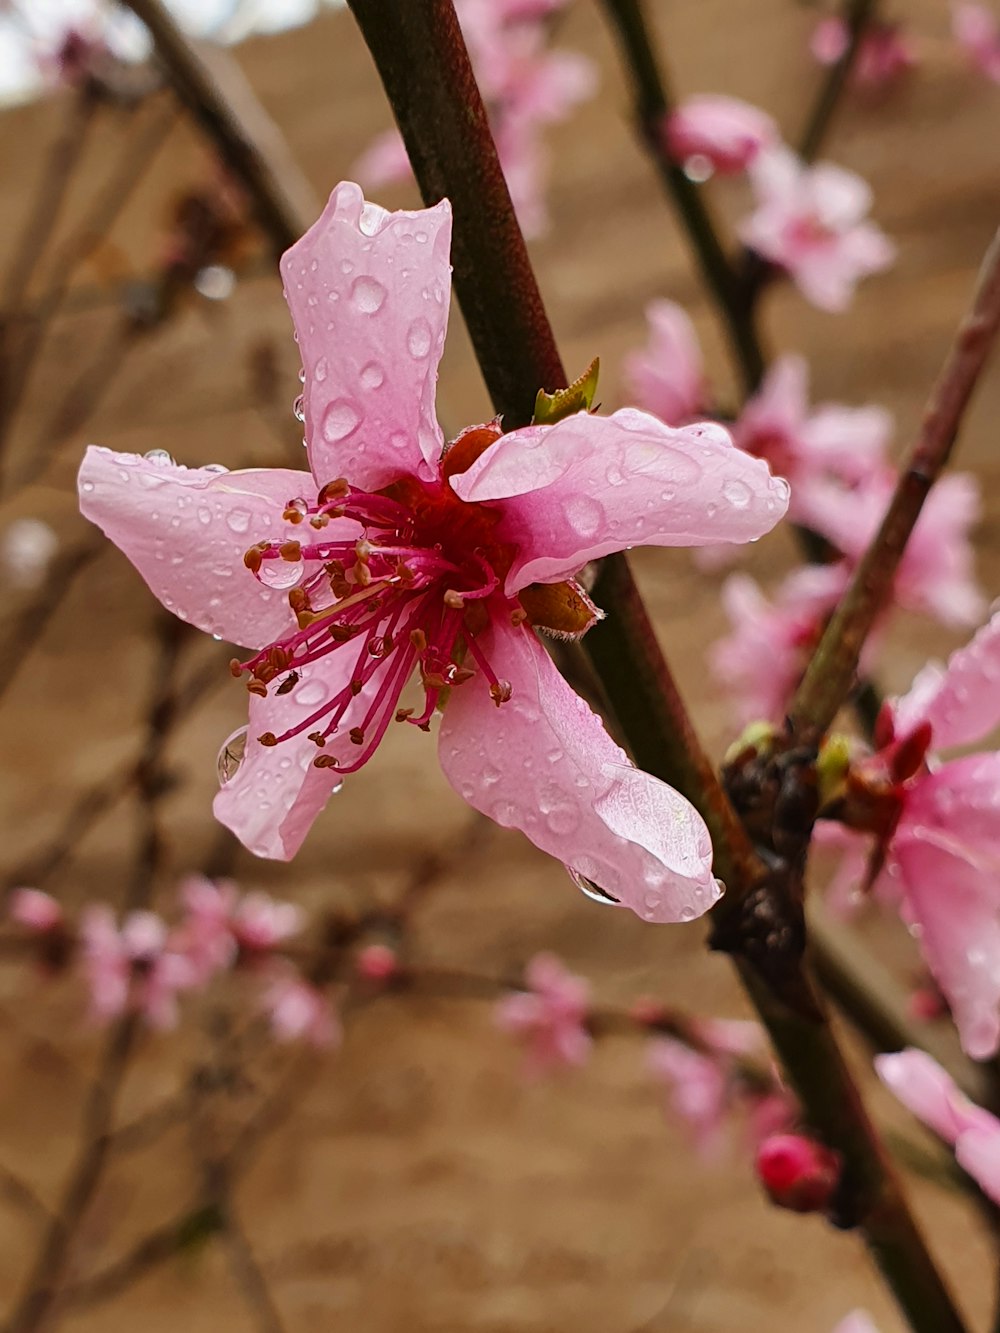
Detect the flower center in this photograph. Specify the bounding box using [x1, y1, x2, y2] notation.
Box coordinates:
[230, 468, 518, 775]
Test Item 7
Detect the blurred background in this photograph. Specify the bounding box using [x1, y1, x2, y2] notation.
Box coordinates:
[1, 1, 999, 1329]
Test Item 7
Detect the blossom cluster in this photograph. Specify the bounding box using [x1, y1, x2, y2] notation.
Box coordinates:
[8, 880, 344, 1047]
[355, 0, 595, 237]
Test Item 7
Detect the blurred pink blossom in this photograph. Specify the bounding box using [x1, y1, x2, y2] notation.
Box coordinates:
[263, 968, 340, 1048]
[795, 468, 983, 627]
[876, 1049, 1000, 1202]
[354, 0, 596, 236]
[663, 94, 778, 177]
[355, 942, 400, 982]
[711, 563, 852, 724]
[810, 17, 916, 88]
[81, 183, 790, 922]
[495, 952, 592, 1076]
[174, 875, 239, 982]
[79, 905, 194, 1028]
[952, 2, 1000, 82]
[231, 890, 304, 953]
[755, 1132, 841, 1213]
[740, 147, 895, 311]
[648, 1020, 793, 1158]
[734, 354, 891, 500]
[832, 1314, 881, 1333]
[623, 300, 706, 427]
[9, 887, 63, 933]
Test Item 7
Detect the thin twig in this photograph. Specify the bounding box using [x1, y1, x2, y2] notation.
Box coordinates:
[790, 227, 1000, 744]
[797, 0, 881, 163]
[121, 0, 317, 255]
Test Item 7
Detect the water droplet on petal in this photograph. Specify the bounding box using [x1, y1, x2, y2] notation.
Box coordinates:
[294, 678, 327, 707]
[259, 561, 305, 591]
[202, 463, 229, 474]
[360, 361, 385, 390]
[722, 478, 752, 509]
[217, 726, 248, 784]
[314, 357, 328, 382]
[351, 275, 387, 313]
[226, 508, 251, 535]
[143, 448, 174, 465]
[407, 318, 432, 359]
[568, 866, 620, 906]
[561, 494, 604, 538]
[322, 399, 361, 443]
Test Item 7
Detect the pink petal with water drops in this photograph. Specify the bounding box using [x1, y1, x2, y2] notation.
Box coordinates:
[279, 181, 452, 492]
[451, 409, 789, 593]
[895, 830, 1000, 1060]
[213, 656, 371, 860]
[78, 447, 326, 649]
[437, 621, 719, 923]
[623, 299, 705, 427]
[904, 754, 1000, 865]
[892, 607, 1000, 750]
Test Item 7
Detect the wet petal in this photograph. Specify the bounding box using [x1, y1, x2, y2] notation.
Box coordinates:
[437, 620, 719, 922]
[874, 1048, 991, 1144]
[78, 446, 325, 649]
[904, 753, 1000, 862]
[279, 181, 452, 492]
[450, 409, 789, 593]
[893, 608, 1000, 749]
[213, 655, 372, 860]
[895, 829, 1000, 1059]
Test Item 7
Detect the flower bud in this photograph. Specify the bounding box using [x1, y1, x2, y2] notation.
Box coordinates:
[755, 1132, 841, 1213]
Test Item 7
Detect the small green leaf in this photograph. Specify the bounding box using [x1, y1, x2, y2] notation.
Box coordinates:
[532, 356, 600, 425]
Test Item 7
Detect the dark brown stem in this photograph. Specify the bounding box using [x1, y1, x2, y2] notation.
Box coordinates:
[797, 0, 881, 163]
[790, 226, 1000, 744]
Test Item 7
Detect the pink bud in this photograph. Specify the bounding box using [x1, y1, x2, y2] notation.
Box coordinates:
[664, 95, 778, 177]
[755, 1133, 841, 1213]
[9, 888, 63, 933]
[355, 942, 399, 982]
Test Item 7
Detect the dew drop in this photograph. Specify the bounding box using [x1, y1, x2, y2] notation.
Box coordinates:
[722, 478, 752, 509]
[360, 361, 385, 390]
[568, 866, 620, 906]
[81, 480, 94, 492]
[217, 726, 248, 784]
[259, 561, 305, 591]
[292, 394, 305, 423]
[561, 494, 604, 538]
[202, 463, 229, 475]
[351, 275, 387, 314]
[226, 508, 251, 535]
[197, 507, 212, 526]
[406, 318, 432, 359]
[294, 678, 327, 708]
[143, 448, 174, 465]
[322, 399, 362, 443]
[314, 357, 328, 382]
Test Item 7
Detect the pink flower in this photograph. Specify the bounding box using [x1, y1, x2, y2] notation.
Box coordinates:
[755, 1132, 841, 1213]
[835, 611, 1000, 1057]
[622, 300, 706, 427]
[354, 0, 596, 237]
[79, 183, 789, 923]
[355, 942, 399, 982]
[711, 564, 852, 724]
[810, 17, 916, 88]
[876, 1049, 1000, 1202]
[495, 952, 592, 1075]
[79, 905, 195, 1029]
[952, 2, 1000, 82]
[795, 468, 983, 627]
[174, 875, 239, 983]
[648, 1021, 793, 1158]
[664, 95, 778, 177]
[740, 147, 895, 311]
[262, 968, 340, 1048]
[231, 890, 303, 953]
[9, 888, 63, 933]
[734, 354, 890, 499]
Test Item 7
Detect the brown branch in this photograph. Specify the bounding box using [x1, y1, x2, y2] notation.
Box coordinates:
[790, 226, 1000, 744]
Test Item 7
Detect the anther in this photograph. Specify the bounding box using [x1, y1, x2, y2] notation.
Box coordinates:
[313, 754, 339, 768]
[317, 478, 349, 504]
[243, 543, 266, 573]
[349, 727, 365, 746]
[258, 732, 278, 746]
[279, 540, 302, 562]
[396, 708, 414, 722]
[510, 608, 527, 627]
[489, 680, 513, 706]
[229, 658, 243, 678]
[350, 680, 363, 696]
[409, 628, 428, 652]
[443, 589, 465, 609]
[247, 679, 268, 697]
[308, 731, 326, 747]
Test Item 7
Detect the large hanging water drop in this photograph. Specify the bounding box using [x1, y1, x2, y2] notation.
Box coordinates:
[217, 726, 249, 785]
[567, 866, 620, 906]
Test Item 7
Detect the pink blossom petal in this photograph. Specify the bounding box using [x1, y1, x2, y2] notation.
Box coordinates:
[895, 830, 1000, 1059]
[623, 299, 705, 427]
[437, 621, 719, 922]
[279, 181, 452, 492]
[893, 608, 1000, 749]
[213, 657, 369, 860]
[78, 447, 322, 649]
[664, 94, 778, 176]
[874, 1048, 991, 1144]
[905, 754, 1000, 863]
[955, 1126, 1000, 1204]
[451, 410, 789, 593]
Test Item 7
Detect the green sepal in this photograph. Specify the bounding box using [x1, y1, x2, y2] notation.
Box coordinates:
[532, 356, 600, 425]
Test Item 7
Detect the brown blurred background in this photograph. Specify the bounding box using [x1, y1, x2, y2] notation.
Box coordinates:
[1, 1, 999, 1329]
